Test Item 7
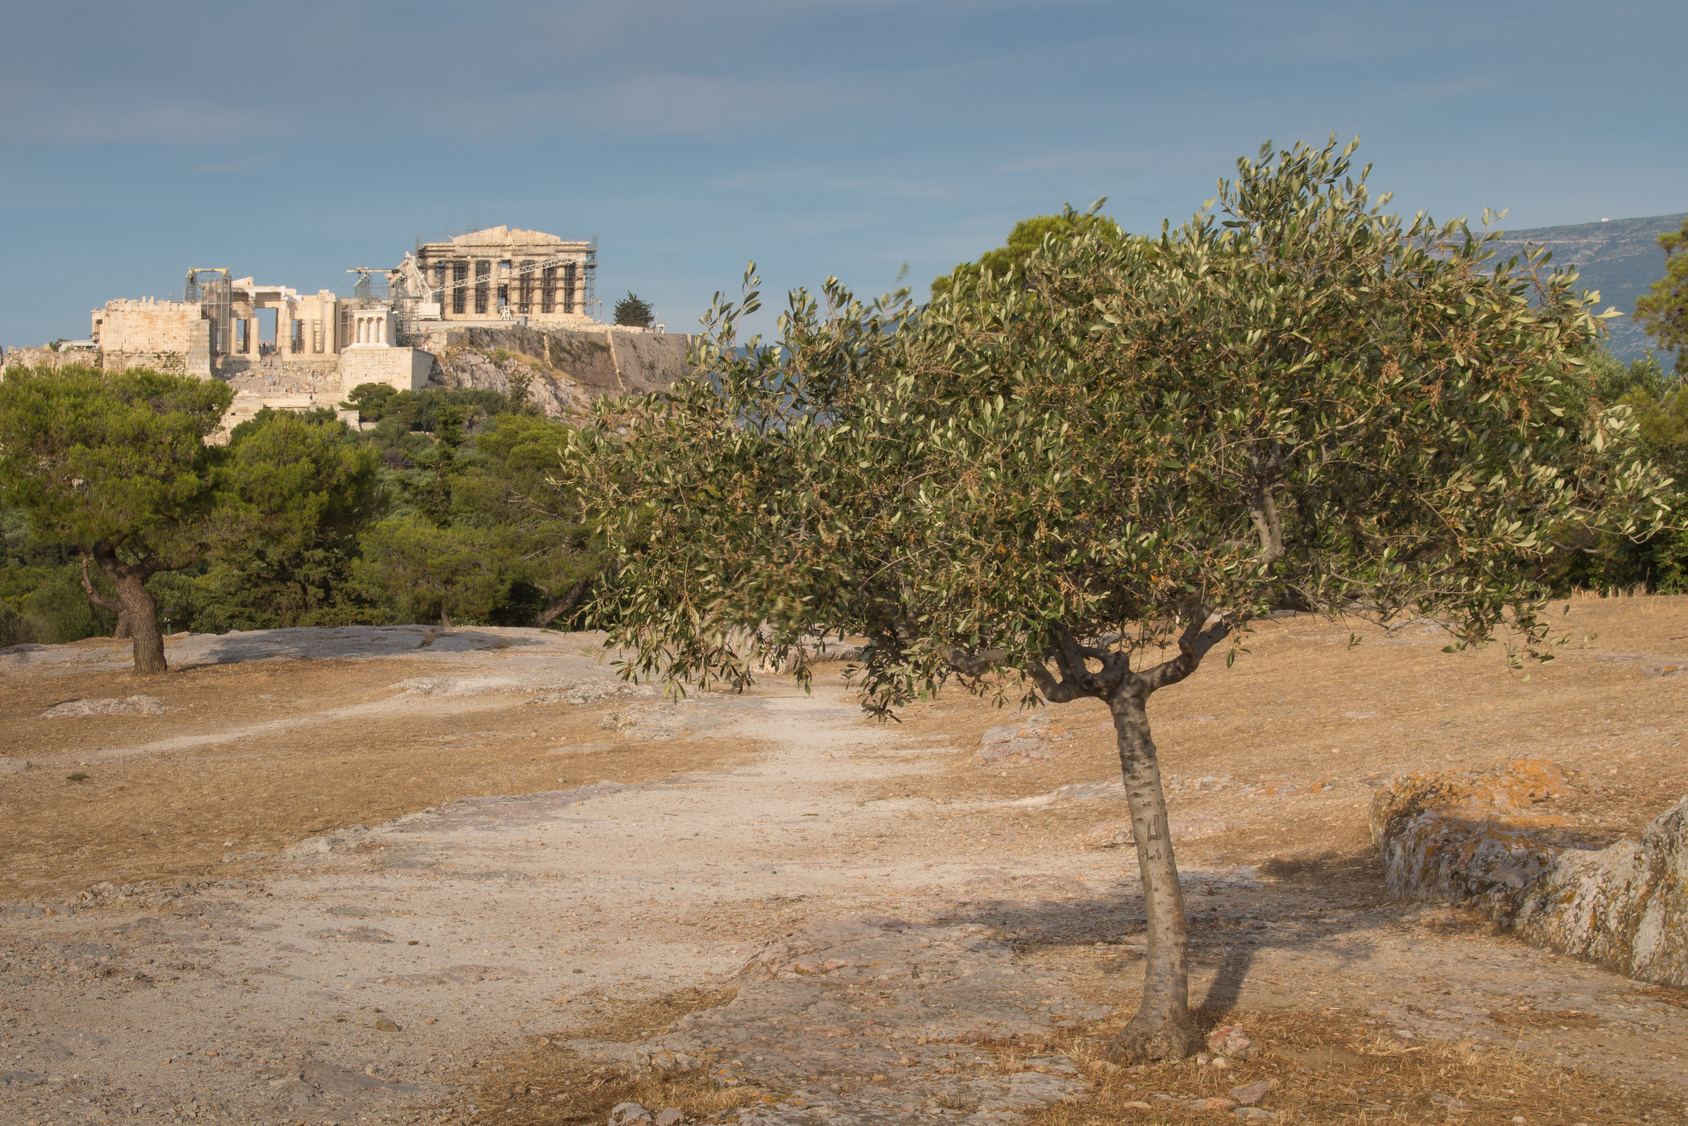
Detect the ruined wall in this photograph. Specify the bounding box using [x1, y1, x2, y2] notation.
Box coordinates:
[93, 299, 203, 354]
[1, 347, 102, 373]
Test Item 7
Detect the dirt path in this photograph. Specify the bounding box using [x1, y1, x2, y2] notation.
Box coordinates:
[3, 607, 1686, 1126]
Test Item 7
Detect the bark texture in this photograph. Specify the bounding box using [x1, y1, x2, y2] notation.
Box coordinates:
[1108, 687, 1199, 1060]
[1022, 610, 1235, 1061]
[89, 544, 169, 675]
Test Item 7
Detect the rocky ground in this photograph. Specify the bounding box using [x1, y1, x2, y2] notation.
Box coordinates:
[1, 600, 1686, 1126]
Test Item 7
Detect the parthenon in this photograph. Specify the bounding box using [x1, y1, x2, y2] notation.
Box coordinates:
[0, 226, 692, 426]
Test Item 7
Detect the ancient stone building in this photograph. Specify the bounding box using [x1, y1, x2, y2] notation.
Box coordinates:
[405, 227, 596, 328]
[0, 224, 692, 434]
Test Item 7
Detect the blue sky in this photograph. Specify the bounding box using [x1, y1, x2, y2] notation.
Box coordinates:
[1, 0, 1683, 347]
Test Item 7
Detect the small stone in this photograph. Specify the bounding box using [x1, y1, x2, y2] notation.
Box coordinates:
[655, 1110, 685, 1126]
[608, 1103, 653, 1126]
[1193, 1096, 1237, 1111]
[375, 1018, 401, 1032]
[1206, 1026, 1259, 1061]
[1211, 1055, 1231, 1069]
[1233, 1108, 1273, 1121]
[1229, 1080, 1270, 1106]
[1122, 1101, 1153, 1110]
[1195, 1052, 1212, 1065]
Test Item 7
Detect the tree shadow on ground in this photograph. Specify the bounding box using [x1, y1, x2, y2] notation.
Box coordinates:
[933, 845, 1400, 1029]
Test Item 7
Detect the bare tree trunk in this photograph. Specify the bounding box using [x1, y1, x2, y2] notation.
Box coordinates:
[534, 574, 592, 629]
[90, 545, 168, 675]
[115, 570, 167, 675]
[81, 554, 133, 641]
[440, 608, 452, 629]
[1024, 610, 1237, 1063]
[1107, 687, 1199, 1061]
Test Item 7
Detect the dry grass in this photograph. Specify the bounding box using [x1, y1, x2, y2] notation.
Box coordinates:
[882, 598, 1688, 866]
[442, 987, 779, 1125]
[1019, 1009, 1683, 1126]
[0, 654, 756, 900]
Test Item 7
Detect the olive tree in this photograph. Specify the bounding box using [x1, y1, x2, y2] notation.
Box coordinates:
[566, 139, 1670, 1060]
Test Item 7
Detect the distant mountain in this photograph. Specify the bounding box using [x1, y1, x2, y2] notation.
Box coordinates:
[1482, 213, 1684, 364]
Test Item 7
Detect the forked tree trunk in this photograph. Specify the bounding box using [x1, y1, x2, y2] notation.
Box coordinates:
[1025, 612, 1235, 1062]
[87, 546, 169, 675]
[81, 554, 134, 642]
[534, 574, 593, 629]
[1107, 686, 1200, 1060]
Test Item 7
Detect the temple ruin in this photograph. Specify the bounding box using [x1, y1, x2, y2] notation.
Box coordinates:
[2, 226, 692, 428]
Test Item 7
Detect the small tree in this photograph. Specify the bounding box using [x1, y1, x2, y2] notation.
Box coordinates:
[567, 140, 1670, 1060]
[1634, 216, 1688, 374]
[0, 367, 233, 673]
[613, 292, 654, 328]
[0, 368, 383, 671]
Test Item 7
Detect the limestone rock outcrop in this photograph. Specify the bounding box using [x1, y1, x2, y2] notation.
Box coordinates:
[1370, 758, 1688, 987]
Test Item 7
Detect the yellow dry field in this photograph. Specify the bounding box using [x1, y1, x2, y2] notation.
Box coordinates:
[0, 653, 754, 900]
[2, 595, 1685, 1126]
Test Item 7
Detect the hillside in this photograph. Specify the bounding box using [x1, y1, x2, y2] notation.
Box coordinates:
[1485, 212, 1685, 363]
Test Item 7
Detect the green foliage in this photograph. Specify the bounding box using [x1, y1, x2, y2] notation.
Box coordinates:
[613, 292, 654, 328]
[930, 206, 1131, 298]
[0, 368, 603, 642]
[1547, 350, 1688, 592]
[1634, 217, 1688, 374]
[0, 507, 117, 645]
[341, 382, 514, 432]
[186, 408, 385, 631]
[569, 139, 1672, 712]
[350, 516, 512, 626]
[0, 365, 232, 569]
[351, 412, 605, 627]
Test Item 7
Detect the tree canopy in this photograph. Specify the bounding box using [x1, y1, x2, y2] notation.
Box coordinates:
[1634, 216, 1688, 374]
[0, 367, 233, 672]
[566, 138, 1672, 1059]
[929, 206, 1130, 298]
[614, 292, 655, 328]
[0, 370, 390, 671]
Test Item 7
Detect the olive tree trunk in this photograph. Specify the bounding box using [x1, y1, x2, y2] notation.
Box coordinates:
[1026, 612, 1234, 1062]
[1107, 686, 1199, 1060]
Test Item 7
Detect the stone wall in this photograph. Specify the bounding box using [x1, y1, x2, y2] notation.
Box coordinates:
[92, 298, 203, 354]
[337, 347, 433, 393]
[1, 347, 101, 373]
[1371, 759, 1688, 987]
